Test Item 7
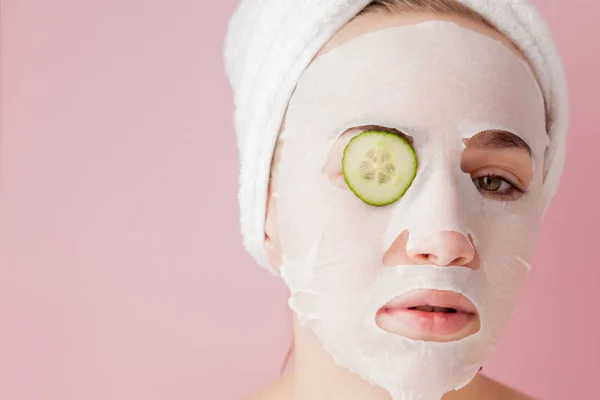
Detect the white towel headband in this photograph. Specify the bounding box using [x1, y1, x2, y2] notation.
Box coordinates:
[223, 0, 569, 273]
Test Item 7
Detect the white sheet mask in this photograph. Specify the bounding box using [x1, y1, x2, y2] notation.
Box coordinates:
[276, 21, 549, 400]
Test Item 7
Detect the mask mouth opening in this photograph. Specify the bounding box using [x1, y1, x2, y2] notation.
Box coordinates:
[375, 289, 481, 342]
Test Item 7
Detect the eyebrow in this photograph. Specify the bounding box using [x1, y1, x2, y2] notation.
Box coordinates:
[465, 130, 532, 156]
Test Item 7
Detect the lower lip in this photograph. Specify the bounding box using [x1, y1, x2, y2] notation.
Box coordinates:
[381, 308, 477, 338]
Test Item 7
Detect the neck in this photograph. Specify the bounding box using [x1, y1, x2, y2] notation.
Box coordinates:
[290, 317, 482, 400]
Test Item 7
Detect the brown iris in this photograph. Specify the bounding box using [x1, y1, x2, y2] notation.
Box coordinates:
[476, 176, 503, 191]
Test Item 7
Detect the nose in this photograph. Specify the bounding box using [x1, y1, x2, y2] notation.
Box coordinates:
[408, 231, 476, 266]
[383, 230, 479, 269]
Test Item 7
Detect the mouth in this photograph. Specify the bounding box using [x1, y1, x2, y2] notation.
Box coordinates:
[376, 289, 480, 342]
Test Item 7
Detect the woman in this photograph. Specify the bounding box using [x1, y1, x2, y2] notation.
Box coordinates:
[224, 0, 568, 399]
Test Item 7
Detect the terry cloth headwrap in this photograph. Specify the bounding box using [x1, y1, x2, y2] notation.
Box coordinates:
[223, 0, 569, 273]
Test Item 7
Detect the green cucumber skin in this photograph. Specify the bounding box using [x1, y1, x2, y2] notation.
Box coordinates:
[342, 130, 418, 207]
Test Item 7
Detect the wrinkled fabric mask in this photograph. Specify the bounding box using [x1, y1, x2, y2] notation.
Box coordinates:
[275, 21, 549, 400]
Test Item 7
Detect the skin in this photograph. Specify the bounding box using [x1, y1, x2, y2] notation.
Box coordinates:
[253, 10, 538, 400]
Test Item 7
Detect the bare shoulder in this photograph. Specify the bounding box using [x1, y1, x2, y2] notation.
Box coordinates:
[245, 373, 293, 400]
[478, 374, 536, 400]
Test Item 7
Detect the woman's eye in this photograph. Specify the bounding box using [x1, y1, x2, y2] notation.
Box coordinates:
[473, 175, 525, 201]
[476, 176, 506, 191]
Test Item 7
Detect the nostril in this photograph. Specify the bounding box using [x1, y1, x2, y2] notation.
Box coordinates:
[423, 254, 439, 263]
[414, 253, 432, 263]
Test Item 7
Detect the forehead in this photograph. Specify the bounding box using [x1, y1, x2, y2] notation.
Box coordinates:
[288, 22, 546, 153]
[315, 12, 524, 61]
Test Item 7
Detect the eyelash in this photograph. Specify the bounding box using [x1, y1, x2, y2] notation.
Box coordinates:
[473, 173, 526, 201]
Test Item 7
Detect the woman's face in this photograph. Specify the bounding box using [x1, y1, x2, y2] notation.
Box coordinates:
[265, 11, 549, 398]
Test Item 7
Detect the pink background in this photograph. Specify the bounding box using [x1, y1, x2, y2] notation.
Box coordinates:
[1, 0, 598, 399]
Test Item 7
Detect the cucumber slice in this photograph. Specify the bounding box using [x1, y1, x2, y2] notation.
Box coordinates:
[342, 130, 417, 206]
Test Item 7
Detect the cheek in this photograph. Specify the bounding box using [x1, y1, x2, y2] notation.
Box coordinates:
[277, 159, 392, 263]
[474, 198, 544, 264]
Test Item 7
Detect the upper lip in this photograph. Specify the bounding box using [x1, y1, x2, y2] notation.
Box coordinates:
[381, 289, 478, 314]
